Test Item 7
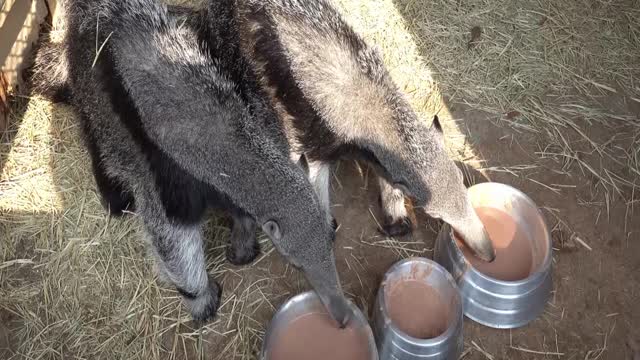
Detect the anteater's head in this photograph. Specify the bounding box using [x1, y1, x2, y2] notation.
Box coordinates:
[328, 42, 496, 262]
[259, 178, 352, 327]
[371, 113, 496, 262]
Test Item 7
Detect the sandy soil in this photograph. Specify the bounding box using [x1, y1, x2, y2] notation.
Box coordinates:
[323, 106, 640, 359]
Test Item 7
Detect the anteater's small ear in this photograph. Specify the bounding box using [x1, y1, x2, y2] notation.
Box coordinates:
[262, 220, 282, 241]
[431, 115, 443, 134]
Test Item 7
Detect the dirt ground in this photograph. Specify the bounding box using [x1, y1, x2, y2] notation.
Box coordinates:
[1, 0, 639, 359]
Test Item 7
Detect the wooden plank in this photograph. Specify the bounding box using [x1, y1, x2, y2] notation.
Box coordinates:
[0, 0, 49, 135]
[0, 0, 22, 135]
[0, 0, 20, 29]
[45, 0, 62, 26]
[0, 72, 8, 134]
[0, 1, 32, 66]
[0, 0, 47, 94]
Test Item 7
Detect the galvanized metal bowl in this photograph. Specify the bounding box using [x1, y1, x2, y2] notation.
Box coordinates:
[373, 258, 463, 360]
[260, 291, 378, 360]
[434, 182, 553, 329]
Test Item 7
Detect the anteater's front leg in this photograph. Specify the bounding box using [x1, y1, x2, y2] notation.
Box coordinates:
[143, 213, 221, 323]
[378, 175, 416, 237]
[307, 159, 337, 230]
[226, 209, 260, 266]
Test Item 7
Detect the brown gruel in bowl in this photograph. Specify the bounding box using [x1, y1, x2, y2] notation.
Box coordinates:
[385, 279, 450, 339]
[456, 207, 534, 281]
[269, 312, 371, 360]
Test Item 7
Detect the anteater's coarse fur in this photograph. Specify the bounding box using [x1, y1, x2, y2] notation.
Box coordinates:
[227, 0, 496, 261]
[33, 0, 352, 324]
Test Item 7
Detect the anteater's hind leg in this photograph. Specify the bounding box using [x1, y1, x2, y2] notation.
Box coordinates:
[378, 175, 415, 237]
[226, 209, 260, 266]
[83, 120, 135, 215]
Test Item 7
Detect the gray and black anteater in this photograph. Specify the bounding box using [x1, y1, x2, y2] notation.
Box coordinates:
[32, 0, 352, 325]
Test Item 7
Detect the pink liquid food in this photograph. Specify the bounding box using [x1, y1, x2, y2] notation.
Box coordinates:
[269, 312, 371, 360]
[457, 207, 534, 281]
[386, 280, 450, 339]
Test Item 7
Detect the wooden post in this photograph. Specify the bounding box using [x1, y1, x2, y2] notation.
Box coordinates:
[0, 0, 49, 134]
[0, 73, 8, 134]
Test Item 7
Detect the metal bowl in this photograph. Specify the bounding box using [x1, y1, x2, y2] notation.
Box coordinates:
[260, 291, 378, 360]
[434, 182, 553, 329]
[373, 258, 463, 360]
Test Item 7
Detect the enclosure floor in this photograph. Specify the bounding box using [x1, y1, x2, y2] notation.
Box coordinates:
[1, 0, 638, 359]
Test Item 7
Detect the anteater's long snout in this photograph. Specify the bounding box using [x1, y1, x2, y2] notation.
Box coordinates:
[304, 262, 353, 327]
[451, 202, 496, 262]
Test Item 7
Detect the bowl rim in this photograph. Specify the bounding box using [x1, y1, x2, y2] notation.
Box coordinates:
[449, 182, 553, 286]
[377, 257, 463, 346]
[260, 291, 378, 360]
